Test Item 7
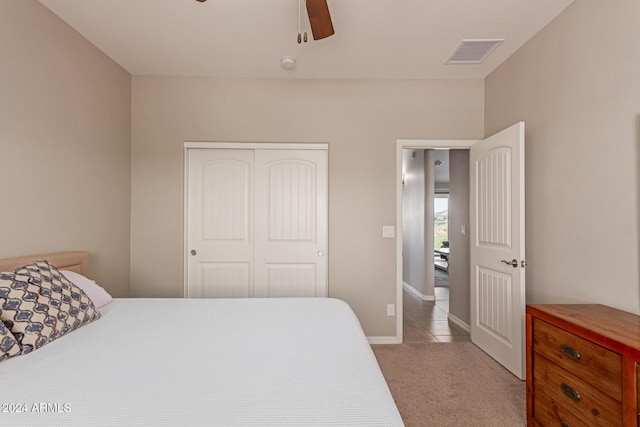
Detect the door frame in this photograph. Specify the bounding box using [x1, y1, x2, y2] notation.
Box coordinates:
[183, 141, 329, 297]
[395, 139, 479, 343]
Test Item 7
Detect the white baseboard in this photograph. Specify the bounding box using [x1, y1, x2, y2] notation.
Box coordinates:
[367, 336, 401, 345]
[403, 282, 435, 301]
[447, 312, 470, 332]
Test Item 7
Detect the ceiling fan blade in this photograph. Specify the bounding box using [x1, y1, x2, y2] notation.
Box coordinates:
[306, 0, 334, 40]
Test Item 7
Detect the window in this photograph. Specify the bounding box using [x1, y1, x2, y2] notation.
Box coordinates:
[434, 195, 448, 249]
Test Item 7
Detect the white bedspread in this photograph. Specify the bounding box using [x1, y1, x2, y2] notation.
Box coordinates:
[0, 298, 403, 426]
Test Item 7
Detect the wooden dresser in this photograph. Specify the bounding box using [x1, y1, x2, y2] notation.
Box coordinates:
[527, 304, 640, 427]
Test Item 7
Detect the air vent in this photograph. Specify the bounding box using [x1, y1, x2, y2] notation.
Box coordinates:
[446, 39, 504, 64]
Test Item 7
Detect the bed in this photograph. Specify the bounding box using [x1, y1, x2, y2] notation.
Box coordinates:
[0, 252, 403, 426]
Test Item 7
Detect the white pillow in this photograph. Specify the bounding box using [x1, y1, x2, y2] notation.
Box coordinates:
[60, 270, 113, 309]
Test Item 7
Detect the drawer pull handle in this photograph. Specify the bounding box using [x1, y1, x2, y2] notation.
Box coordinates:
[561, 423, 571, 427]
[560, 344, 581, 362]
[561, 383, 581, 402]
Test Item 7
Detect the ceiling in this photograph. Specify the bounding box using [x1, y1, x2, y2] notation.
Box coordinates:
[39, 0, 574, 80]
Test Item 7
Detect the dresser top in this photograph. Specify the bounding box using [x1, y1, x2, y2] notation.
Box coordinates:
[527, 304, 640, 357]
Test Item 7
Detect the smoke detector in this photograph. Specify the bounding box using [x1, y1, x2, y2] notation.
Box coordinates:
[280, 56, 297, 70]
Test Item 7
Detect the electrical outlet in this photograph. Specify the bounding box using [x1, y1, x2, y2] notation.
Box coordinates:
[386, 304, 395, 317]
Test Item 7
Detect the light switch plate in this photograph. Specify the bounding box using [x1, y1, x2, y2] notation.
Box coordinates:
[382, 225, 395, 238]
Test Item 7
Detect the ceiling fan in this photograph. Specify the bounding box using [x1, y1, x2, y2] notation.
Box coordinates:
[195, 0, 334, 41]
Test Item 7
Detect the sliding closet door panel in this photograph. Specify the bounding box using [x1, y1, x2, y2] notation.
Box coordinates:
[254, 150, 328, 297]
[201, 263, 250, 298]
[187, 149, 254, 298]
[266, 264, 317, 297]
[267, 160, 315, 241]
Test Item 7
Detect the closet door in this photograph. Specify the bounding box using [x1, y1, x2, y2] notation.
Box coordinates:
[186, 147, 327, 298]
[254, 150, 328, 297]
[187, 149, 254, 298]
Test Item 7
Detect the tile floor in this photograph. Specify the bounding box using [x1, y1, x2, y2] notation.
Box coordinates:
[403, 287, 471, 343]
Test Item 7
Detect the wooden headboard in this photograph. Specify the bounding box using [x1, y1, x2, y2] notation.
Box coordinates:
[0, 251, 90, 277]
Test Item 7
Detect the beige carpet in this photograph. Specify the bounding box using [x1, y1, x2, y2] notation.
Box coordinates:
[372, 342, 526, 426]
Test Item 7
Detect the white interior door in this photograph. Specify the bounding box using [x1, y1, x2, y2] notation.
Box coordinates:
[187, 147, 328, 298]
[254, 150, 328, 297]
[470, 122, 526, 379]
[187, 149, 254, 298]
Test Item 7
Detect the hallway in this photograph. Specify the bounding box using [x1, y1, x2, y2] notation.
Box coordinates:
[403, 287, 470, 343]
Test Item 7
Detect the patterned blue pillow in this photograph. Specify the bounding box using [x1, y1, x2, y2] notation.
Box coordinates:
[0, 260, 101, 355]
[0, 318, 20, 361]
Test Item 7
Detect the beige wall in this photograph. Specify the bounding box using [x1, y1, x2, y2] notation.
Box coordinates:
[0, 1, 131, 296]
[402, 149, 426, 295]
[485, 0, 640, 313]
[448, 149, 470, 324]
[11, 0, 640, 334]
[401, 149, 435, 298]
[131, 77, 484, 336]
[423, 150, 436, 299]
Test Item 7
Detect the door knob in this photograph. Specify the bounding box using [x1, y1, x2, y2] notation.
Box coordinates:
[190, 249, 197, 256]
[317, 251, 325, 257]
[501, 259, 518, 267]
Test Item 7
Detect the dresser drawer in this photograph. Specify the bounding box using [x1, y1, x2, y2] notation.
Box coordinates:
[533, 318, 622, 400]
[534, 388, 600, 427]
[533, 353, 622, 426]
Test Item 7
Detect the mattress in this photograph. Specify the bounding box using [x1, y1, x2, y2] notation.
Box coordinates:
[0, 298, 403, 426]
